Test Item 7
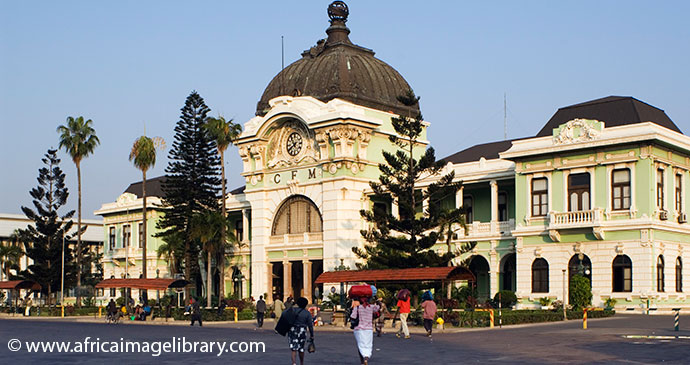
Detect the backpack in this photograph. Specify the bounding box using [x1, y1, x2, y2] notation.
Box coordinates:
[275, 307, 304, 336]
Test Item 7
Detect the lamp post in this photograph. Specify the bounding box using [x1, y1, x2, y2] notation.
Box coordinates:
[562, 269, 567, 320]
[336, 259, 347, 309]
[61, 231, 65, 317]
[156, 268, 160, 305]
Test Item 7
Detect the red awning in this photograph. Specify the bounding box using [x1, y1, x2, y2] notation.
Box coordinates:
[314, 266, 474, 284]
[95, 278, 190, 290]
[0, 280, 42, 291]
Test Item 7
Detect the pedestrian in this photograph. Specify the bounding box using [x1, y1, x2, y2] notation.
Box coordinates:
[274, 295, 285, 317]
[190, 298, 202, 326]
[24, 296, 33, 316]
[351, 296, 379, 365]
[217, 298, 227, 316]
[421, 291, 437, 337]
[374, 297, 389, 337]
[256, 295, 266, 328]
[107, 298, 118, 320]
[396, 289, 411, 339]
[287, 297, 314, 365]
[285, 295, 294, 309]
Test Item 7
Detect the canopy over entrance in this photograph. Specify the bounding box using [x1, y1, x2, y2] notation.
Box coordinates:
[0, 280, 41, 291]
[314, 266, 474, 284]
[95, 278, 189, 291]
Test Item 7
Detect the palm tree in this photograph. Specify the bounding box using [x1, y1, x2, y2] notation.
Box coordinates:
[1, 230, 24, 281]
[129, 136, 156, 300]
[57, 116, 99, 306]
[204, 116, 242, 301]
[190, 210, 236, 307]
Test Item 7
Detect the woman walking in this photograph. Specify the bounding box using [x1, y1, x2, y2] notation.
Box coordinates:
[421, 291, 437, 337]
[374, 297, 388, 337]
[351, 296, 379, 365]
[287, 297, 314, 365]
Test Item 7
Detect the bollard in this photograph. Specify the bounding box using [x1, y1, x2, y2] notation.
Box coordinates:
[61, 304, 64, 318]
[490, 309, 494, 328]
[99, 306, 102, 318]
[234, 307, 238, 322]
[583, 308, 588, 330]
[673, 308, 680, 331]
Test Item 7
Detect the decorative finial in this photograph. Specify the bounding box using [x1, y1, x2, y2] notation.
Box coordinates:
[328, 1, 349, 23]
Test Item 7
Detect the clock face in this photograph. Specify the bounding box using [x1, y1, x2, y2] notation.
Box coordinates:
[286, 132, 302, 156]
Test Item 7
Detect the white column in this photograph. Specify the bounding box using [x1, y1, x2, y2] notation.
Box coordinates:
[391, 199, 399, 218]
[302, 260, 313, 301]
[456, 186, 464, 208]
[489, 241, 499, 298]
[242, 209, 250, 244]
[283, 261, 292, 298]
[490, 180, 498, 232]
[266, 262, 273, 304]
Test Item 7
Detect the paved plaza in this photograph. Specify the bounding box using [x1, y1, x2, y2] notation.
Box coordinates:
[1, 314, 689, 364]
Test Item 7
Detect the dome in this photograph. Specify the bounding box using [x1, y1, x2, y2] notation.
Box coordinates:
[256, 1, 420, 117]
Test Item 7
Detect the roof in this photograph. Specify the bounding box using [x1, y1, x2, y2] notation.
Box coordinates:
[124, 176, 167, 199]
[314, 266, 474, 284]
[0, 213, 103, 241]
[440, 139, 518, 164]
[256, 2, 419, 117]
[95, 278, 190, 290]
[0, 280, 41, 290]
[229, 186, 245, 195]
[536, 96, 680, 137]
[124, 177, 246, 199]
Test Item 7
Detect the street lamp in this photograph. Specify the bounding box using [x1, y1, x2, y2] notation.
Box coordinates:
[61, 231, 65, 318]
[156, 268, 160, 306]
[562, 269, 567, 321]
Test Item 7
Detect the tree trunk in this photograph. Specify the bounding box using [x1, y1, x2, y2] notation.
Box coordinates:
[219, 151, 226, 304]
[184, 235, 190, 301]
[141, 169, 148, 302]
[207, 249, 212, 308]
[76, 162, 82, 307]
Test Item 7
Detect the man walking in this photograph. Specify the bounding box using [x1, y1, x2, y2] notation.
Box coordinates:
[256, 295, 266, 328]
[274, 295, 285, 317]
[190, 298, 202, 327]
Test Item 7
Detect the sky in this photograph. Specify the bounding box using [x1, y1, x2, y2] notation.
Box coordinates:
[1, 0, 689, 220]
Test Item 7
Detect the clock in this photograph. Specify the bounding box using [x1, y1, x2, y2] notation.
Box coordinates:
[286, 132, 302, 156]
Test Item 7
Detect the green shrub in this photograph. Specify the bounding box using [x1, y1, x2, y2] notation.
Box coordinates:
[539, 297, 552, 306]
[493, 290, 517, 308]
[604, 298, 617, 309]
[569, 275, 592, 310]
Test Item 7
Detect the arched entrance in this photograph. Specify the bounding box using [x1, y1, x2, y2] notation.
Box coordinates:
[500, 253, 516, 292]
[469, 255, 491, 301]
[568, 254, 592, 289]
[270, 195, 323, 300]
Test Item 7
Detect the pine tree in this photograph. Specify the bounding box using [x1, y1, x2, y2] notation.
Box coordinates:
[19, 148, 78, 305]
[157, 91, 221, 299]
[354, 90, 474, 269]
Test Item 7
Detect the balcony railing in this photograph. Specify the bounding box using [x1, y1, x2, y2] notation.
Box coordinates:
[454, 219, 515, 238]
[107, 246, 140, 259]
[268, 232, 323, 246]
[549, 208, 603, 229]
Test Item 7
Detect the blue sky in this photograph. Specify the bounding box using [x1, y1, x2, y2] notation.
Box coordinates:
[2, 1, 689, 219]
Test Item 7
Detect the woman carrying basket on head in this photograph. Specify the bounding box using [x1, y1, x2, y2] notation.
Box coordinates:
[350, 285, 379, 365]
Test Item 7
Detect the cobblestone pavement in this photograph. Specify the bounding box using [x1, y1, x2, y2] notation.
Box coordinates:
[1, 314, 688, 364]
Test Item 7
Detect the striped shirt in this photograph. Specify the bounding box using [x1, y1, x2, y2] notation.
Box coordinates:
[351, 304, 379, 331]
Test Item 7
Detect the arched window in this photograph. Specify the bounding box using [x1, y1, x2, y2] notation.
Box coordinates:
[612, 255, 632, 292]
[531, 258, 549, 293]
[271, 195, 323, 235]
[657, 255, 665, 292]
[676, 257, 683, 293]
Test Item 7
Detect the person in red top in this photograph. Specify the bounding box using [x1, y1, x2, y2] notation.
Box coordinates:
[395, 291, 411, 339]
